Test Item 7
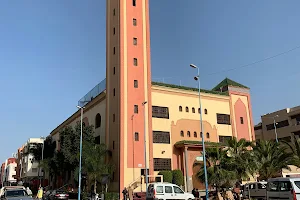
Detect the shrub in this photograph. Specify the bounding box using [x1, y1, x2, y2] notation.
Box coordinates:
[105, 192, 119, 200]
[172, 170, 184, 186]
[157, 170, 172, 183]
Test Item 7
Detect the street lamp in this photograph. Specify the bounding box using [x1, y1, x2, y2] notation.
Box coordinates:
[77, 105, 85, 200]
[142, 101, 148, 196]
[190, 64, 209, 200]
[263, 115, 279, 143]
[40, 136, 45, 187]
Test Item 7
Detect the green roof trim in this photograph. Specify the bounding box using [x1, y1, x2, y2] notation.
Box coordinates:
[174, 140, 222, 146]
[152, 82, 229, 96]
[212, 78, 249, 91]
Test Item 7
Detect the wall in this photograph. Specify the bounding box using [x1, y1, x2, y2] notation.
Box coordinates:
[151, 86, 233, 169]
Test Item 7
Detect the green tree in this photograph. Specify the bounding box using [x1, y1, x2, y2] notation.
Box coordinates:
[282, 135, 300, 167]
[252, 140, 293, 180]
[59, 123, 95, 171]
[81, 142, 114, 193]
[172, 170, 183, 186]
[197, 145, 237, 190]
[157, 171, 172, 183]
[225, 137, 254, 181]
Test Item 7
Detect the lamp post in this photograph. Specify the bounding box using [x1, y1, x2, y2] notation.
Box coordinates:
[76, 105, 85, 200]
[263, 115, 279, 143]
[190, 64, 209, 200]
[40, 136, 45, 187]
[142, 101, 148, 196]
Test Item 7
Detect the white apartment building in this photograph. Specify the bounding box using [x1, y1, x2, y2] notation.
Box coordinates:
[6, 162, 17, 183]
[21, 138, 44, 182]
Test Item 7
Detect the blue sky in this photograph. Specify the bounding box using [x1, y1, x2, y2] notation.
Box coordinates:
[1, 0, 300, 162]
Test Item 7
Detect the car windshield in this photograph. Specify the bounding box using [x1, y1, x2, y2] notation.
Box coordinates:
[6, 190, 27, 197]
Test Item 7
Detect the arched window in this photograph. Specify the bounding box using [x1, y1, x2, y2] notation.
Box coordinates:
[198, 108, 200, 114]
[204, 109, 208, 114]
[192, 107, 195, 113]
[95, 113, 101, 128]
[206, 132, 210, 138]
[194, 132, 197, 137]
[186, 107, 189, 112]
[187, 131, 191, 137]
[180, 131, 184, 137]
[179, 106, 182, 112]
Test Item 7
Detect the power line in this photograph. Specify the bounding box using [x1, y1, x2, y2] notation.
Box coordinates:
[207, 45, 300, 76]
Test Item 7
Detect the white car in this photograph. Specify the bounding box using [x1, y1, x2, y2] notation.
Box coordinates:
[146, 182, 195, 200]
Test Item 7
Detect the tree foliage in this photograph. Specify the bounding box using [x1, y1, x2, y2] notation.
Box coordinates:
[172, 170, 184, 186]
[252, 140, 293, 180]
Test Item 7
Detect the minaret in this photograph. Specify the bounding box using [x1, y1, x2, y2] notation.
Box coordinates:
[106, 0, 153, 194]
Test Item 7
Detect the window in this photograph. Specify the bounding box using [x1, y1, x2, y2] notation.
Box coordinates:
[113, 114, 115, 122]
[153, 158, 171, 171]
[134, 80, 138, 88]
[113, 47, 115, 54]
[192, 107, 195, 113]
[200, 132, 203, 138]
[134, 105, 139, 113]
[240, 117, 244, 124]
[133, 58, 138, 66]
[133, 38, 137, 45]
[135, 132, 139, 141]
[187, 131, 191, 137]
[113, 88, 116, 96]
[95, 113, 101, 128]
[156, 186, 163, 194]
[279, 181, 292, 191]
[113, 141, 115, 150]
[133, 0, 136, 6]
[153, 131, 170, 144]
[180, 131, 184, 137]
[206, 132, 210, 138]
[204, 109, 208, 114]
[165, 186, 172, 193]
[186, 107, 189, 112]
[113, 67, 116, 75]
[152, 106, 169, 119]
[95, 136, 100, 144]
[267, 181, 278, 192]
[219, 136, 232, 143]
[217, 113, 231, 125]
[113, 8, 115, 16]
[179, 106, 182, 112]
[194, 132, 197, 137]
[113, 27, 115, 35]
[198, 108, 200, 114]
[133, 18, 137, 26]
[173, 186, 184, 194]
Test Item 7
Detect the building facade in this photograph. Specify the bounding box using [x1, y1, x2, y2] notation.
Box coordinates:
[1, 158, 17, 186]
[20, 138, 44, 183]
[48, 0, 255, 195]
[255, 106, 300, 142]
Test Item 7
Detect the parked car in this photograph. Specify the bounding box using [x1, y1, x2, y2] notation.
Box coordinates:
[48, 190, 69, 200]
[1, 189, 32, 200]
[146, 182, 195, 200]
[43, 190, 53, 200]
[242, 181, 267, 200]
[0, 187, 26, 197]
[267, 177, 300, 200]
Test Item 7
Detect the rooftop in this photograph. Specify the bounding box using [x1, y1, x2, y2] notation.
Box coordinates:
[78, 78, 248, 107]
[212, 78, 249, 91]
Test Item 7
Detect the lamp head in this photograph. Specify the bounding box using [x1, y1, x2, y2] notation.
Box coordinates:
[190, 64, 197, 69]
[142, 101, 147, 105]
[194, 76, 199, 81]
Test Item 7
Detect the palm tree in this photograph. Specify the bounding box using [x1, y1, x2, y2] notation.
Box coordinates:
[225, 137, 254, 181]
[82, 142, 114, 193]
[252, 140, 293, 180]
[282, 134, 300, 167]
[197, 145, 237, 191]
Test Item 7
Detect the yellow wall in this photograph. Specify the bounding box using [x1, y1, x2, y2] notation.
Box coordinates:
[151, 86, 233, 160]
[50, 97, 106, 149]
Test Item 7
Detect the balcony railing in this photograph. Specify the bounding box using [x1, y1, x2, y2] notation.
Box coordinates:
[78, 78, 106, 107]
